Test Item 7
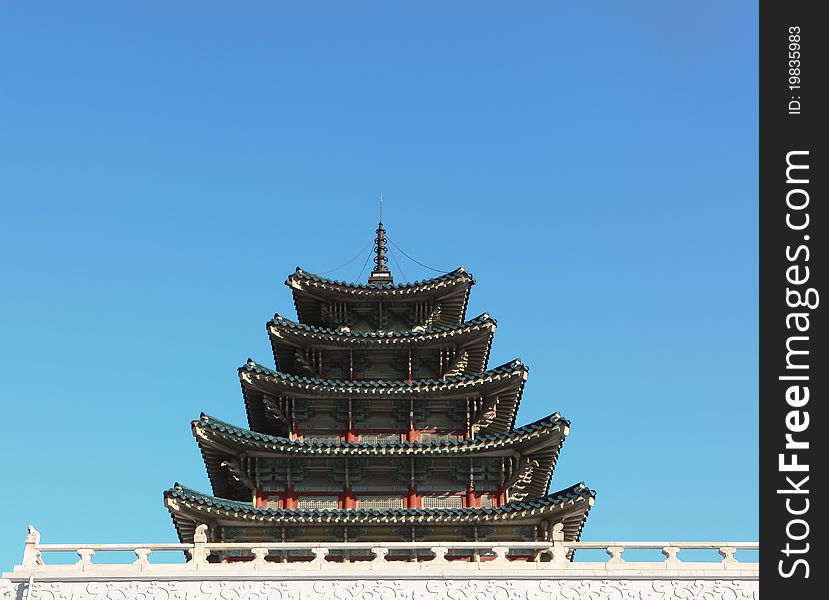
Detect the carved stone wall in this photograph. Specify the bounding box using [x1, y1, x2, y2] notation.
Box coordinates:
[2, 577, 759, 600]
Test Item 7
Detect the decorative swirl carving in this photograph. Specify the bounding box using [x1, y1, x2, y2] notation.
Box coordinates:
[425, 579, 523, 600]
[3, 579, 759, 600]
[198, 581, 295, 600]
[648, 579, 758, 600]
[313, 580, 408, 600]
[81, 581, 183, 600]
[0, 580, 14, 600]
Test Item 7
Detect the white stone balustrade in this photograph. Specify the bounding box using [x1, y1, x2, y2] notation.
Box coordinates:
[8, 526, 759, 572]
[1, 527, 759, 600]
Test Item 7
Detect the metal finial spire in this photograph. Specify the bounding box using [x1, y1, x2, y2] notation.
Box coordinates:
[368, 195, 393, 284]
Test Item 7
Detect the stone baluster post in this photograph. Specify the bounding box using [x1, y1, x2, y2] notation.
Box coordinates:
[492, 546, 510, 564]
[430, 546, 449, 563]
[371, 547, 389, 563]
[22, 526, 43, 567]
[251, 547, 269, 568]
[549, 523, 569, 565]
[76, 549, 95, 570]
[133, 548, 152, 570]
[311, 547, 329, 566]
[662, 546, 682, 565]
[188, 524, 211, 566]
[606, 546, 626, 564]
[719, 546, 738, 565]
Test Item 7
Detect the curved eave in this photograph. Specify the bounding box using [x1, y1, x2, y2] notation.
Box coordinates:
[240, 359, 527, 436]
[287, 266, 475, 293]
[287, 267, 475, 328]
[196, 413, 566, 502]
[197, 412, 565, 454]
[198, 441, 241, 501]
[164, 482, 595, 544]
[267, 313, 496, 375]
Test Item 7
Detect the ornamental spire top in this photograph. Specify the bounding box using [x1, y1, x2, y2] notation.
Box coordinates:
[368, 195, 393, 284]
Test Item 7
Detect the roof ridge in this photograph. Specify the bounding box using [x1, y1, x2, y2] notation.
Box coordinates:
[287, 266, 475, 290]
[165, 482, 594, 515]
[240, 357, 527, 387]
[268, 312, 496, 337]
[474, 412, 568, 442]
[196, 412, 566, 449]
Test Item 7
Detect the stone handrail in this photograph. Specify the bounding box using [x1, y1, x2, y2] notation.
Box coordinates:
[12, 526, 758, 573]
[2, 527, 759, 600]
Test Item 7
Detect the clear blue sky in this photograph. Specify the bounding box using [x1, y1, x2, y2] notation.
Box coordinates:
[0, 2, 757, 568]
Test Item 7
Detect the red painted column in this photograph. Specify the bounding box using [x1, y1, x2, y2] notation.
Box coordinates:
[406, 485, 420, 508]
[343, 485, 356, 509]
[284, 484, 297, 509]
[407, 428, 418, 443]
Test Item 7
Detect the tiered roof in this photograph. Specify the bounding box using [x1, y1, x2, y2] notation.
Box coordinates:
[287, 267, 475, 328]
[240, 358, 527, 435]
[194, 413, 568, 501]
[267, 313, 496, 375]
[165, 219, 595, 552]
[165, 482, 595, 547]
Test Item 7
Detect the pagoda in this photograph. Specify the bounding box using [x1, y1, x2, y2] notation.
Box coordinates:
[164, 218, 596, 559]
